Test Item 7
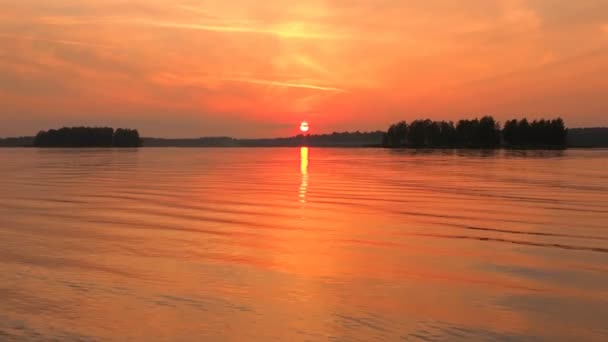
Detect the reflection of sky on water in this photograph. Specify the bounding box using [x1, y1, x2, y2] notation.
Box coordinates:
[2, 148, 608, 341]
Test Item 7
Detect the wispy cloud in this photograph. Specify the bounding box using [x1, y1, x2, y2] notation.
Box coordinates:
[0, 33, 113, 49]
[228, 78, 346, 92]
[133, 19, 344, 40]
[148, 72, 346, 92]
[175, 4, 215, 18]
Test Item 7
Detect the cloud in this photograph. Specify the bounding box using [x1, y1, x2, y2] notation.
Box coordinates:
[149, 72, 345, 93]
[133, 19, 344, 40]
[227, 78, 346, 92]
[0, 33, 114, 49]
[174, 4, 215, 18]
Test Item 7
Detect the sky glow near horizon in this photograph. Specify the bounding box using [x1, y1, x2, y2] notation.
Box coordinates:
[1, 0, 608, 137]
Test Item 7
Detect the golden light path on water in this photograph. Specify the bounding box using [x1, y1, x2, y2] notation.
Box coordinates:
[299, 147, 309, 204]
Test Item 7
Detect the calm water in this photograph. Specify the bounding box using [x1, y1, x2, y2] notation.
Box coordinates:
[1, 148, 607, 341]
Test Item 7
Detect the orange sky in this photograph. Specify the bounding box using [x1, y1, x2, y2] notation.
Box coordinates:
[1, 0, 608, 137]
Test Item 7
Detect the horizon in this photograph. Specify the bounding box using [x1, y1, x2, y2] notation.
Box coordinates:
[2, 1, 608, 137]
[1, 118, 606, 140]
[3, 125, 608, 141]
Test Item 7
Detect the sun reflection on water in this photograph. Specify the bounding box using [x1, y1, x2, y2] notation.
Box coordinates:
[299, 147, 308, 203]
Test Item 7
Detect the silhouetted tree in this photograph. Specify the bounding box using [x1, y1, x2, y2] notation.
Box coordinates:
[549, 118, 567, 146]
[383, 121, 408, 147]
[408, 120, 430, 147]
[438, 121, 457, 146]
[518, 118, 531, 144]
[478, 116, 501, 148]
[502, 119, 518, 145]
[455, 119, 481, 147]
[114, 128, 142, 147]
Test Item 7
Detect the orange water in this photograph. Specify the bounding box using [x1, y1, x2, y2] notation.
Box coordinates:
[1, 148, 607, 341]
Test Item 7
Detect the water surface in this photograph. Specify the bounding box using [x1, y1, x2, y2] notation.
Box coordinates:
[1, 148, 607, 341]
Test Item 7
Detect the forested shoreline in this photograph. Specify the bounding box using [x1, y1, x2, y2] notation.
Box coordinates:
[382, 117, 567, 149]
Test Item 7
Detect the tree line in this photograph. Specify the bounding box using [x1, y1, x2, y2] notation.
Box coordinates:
[502, 119, 567, 147]
[34, 127, 142, 147]
[383, 117, 567, 148]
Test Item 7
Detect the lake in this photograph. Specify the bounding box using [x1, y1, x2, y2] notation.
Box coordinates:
[1, 148, 607, 341]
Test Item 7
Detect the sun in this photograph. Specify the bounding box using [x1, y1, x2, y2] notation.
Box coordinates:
[300, 121, 310, 133]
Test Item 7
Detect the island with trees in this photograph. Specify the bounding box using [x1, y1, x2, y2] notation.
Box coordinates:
[382, 116, 568, 149]
[33, 127, 142, 147]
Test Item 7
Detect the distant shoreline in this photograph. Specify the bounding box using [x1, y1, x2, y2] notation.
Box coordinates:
[2, 143, 608, 149]
[2, 144, 608, 149]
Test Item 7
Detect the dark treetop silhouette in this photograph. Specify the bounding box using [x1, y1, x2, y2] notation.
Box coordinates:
[382, 117, 567, 149]
[33, 127, 142, 147]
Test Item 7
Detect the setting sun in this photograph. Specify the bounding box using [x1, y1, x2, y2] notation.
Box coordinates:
[300, 121, 310, 133]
